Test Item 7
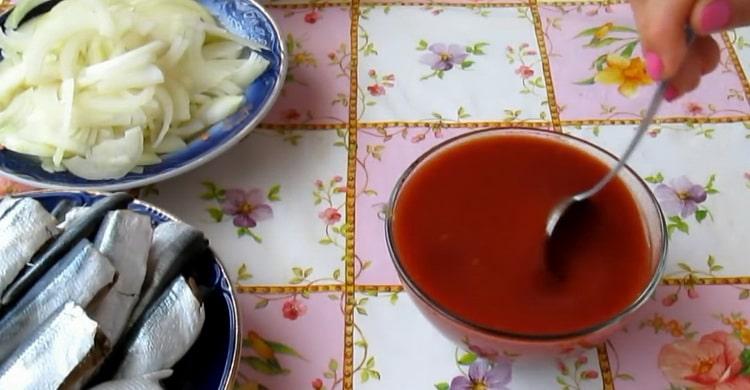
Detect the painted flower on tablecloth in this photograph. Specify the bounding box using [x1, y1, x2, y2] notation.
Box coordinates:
[314, 176, 347, 251]
[240, 330, 305, 378]
[417, 40, 487, 80]
[515, 64, 534, 79]
[556, 353, 601, 388]
[311, 378, 323, 389]
[686, 102, 705, 116]
[420, 43, 468, 71]
[365, 69, 395, 97]
[222, 189, 273, 228]
[282, 298, 308, 320]
[594, 54, 653, 97]
[505, 43, 545, 103]
[450, 359, 512, 390]
[367, 84, 384, 96]
[282, 109, 301, 121]
[658, 331, 750, 389]
[573, 22, 647, 98]
[646, 173, 717, 236]
[655, 176, 708, 218]
[284, 33, 316, 88]
[593, 22, 614, 39]
[641, 313, 697, 338]
[304, 10, 320, 24]
[720, 314, 750, 345]
[319, 207, 342, 225]
[201, 182, 281, 243]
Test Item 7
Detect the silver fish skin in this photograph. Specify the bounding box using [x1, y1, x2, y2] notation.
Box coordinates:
[88, 370, 171, 390]
[90, 210, 154, 344]
[0, 197, 21, 217]
[57, 206, 90, 230]
[0, 239, 116, 362]
[0, 197, 59, 295]
[0, 302, 98, 390]
[115, 276, 205, 379]
[128, 221, 206, 327]
[1, 192, 132, 308]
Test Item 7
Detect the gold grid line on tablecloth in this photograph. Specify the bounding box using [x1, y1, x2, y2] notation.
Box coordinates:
[721, 31, 750, 103]
[344, 0, 362, 387]
[530, 0, 562, 131]
[260, 115, 750, 130]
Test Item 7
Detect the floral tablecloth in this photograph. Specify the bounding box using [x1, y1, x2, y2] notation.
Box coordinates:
[3, 0, 750, 389]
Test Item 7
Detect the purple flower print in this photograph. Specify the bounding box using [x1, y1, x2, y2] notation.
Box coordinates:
[420, 43, 469, 71]
[450, 359, 512, 390]
[221, 189, 273, 228]
[655, 176, 707, 218]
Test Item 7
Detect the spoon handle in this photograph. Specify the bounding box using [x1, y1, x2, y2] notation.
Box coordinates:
[575, 82, 667, 200]
[575, 28, 696, 201]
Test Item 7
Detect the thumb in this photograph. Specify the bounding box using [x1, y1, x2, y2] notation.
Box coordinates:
[690, 0, 750, 34]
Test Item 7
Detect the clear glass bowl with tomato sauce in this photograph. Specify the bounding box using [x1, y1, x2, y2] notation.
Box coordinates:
[385, 127, 667, 357]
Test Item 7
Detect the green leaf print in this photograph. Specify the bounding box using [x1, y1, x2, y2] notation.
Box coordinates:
[242, 356, 289, 375]
[667, 216, 689, 236]
[267, 340, 306, 360]
[457, 351, 478, 365]
[644, 172, 664, 184]
[237, 264, 252, 281]
[267, 184, 281, 201]
[207, 207, 223, 222]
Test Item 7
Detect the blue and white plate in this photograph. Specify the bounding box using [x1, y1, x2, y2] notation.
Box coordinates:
[0, 0, 286, 191]
[24, 190, 241, 390]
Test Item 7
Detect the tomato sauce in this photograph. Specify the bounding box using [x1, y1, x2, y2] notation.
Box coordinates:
[391, 132, 652, 335]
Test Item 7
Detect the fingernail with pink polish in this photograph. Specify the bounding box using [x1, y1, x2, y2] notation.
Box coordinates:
[664, 85, 680, 102]
[701, 0, 731, 32]
[645, 52, 663, 80]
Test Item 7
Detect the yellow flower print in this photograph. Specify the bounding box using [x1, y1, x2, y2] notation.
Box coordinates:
[740, 327, 750, 345]
[594, 22, 614, 39]
[595, 54, 653, 97]
[292, 51, 316, 67]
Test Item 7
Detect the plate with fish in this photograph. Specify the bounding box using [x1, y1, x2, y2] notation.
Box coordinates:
[0, 0, 286, 190]
[0, 190, 240, 389]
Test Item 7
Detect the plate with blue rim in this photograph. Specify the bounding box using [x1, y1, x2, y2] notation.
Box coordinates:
[0, 0, 286, 191]
[21, 190, 241, 389]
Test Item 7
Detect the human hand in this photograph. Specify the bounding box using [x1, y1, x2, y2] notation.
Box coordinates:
[630, 0, 750, 101]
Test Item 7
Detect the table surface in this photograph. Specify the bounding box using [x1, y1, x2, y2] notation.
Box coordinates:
[3, 0, 750, 389]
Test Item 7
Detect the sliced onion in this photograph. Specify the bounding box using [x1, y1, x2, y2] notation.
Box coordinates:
[0, 0, 270, 180]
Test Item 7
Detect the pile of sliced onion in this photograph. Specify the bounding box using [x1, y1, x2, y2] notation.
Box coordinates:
[0, 0, 269, 180]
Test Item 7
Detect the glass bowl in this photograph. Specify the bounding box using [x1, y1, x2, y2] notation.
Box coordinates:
[385, 127, 667, 357]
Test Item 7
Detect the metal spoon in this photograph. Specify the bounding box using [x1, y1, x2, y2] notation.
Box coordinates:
[544, 82, 666, 239]
[545, 29, 695, 276]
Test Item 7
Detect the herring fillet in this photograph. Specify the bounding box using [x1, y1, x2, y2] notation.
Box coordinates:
[115, 276, 205, 379]
[90, 210, 153, 344]
[0, 197, 59, 295]
[89, 370, 171, 390]
[0, 192, 132, 307]
[128, 221, 207, 326]
[0, 239, 116, 362]
[0, 302, 98, 390]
